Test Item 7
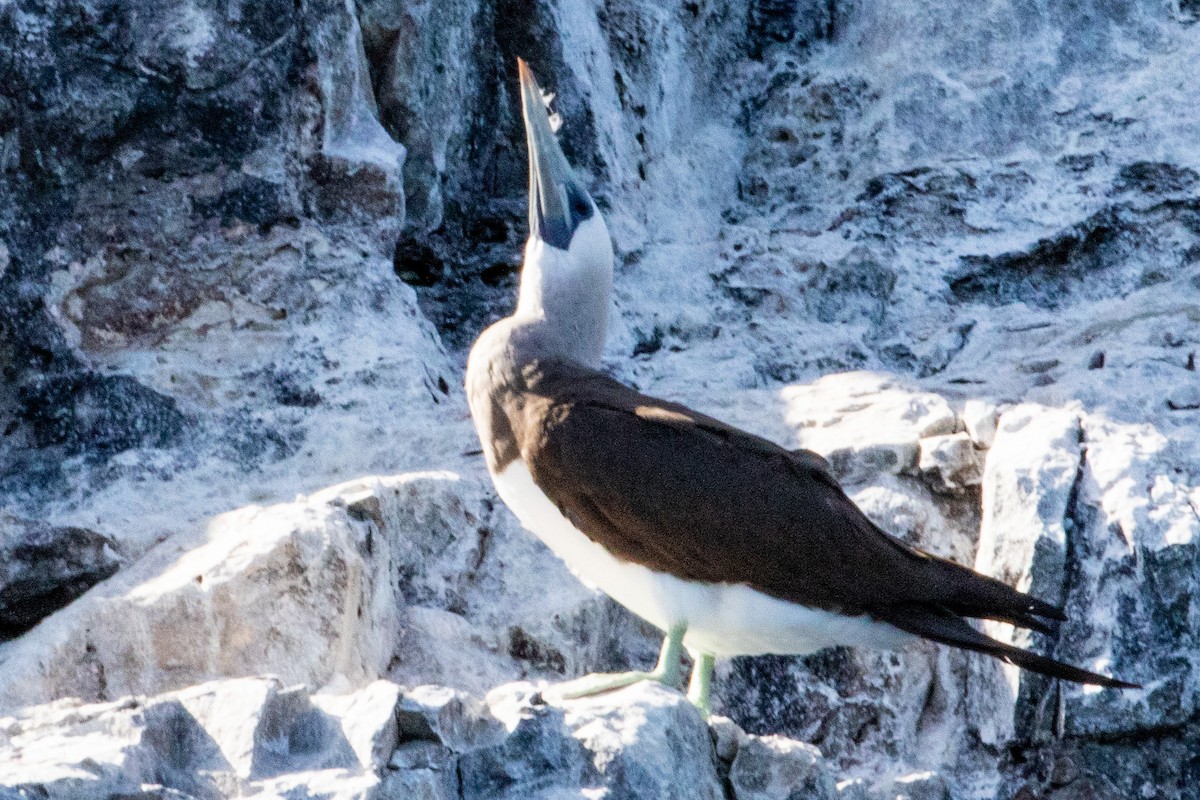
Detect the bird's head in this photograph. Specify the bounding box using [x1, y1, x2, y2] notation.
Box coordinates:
[514, 59, 613, 366]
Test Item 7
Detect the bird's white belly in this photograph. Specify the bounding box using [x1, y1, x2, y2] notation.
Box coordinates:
[492, 460, 910, 658]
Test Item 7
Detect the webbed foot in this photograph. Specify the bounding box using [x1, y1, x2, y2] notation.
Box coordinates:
[543, 622, 687, 702]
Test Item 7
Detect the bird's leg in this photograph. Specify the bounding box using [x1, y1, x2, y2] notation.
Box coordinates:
[649, 621, 686, 684]
[543, 622, 687, 702]
[686, 652, 715, 718]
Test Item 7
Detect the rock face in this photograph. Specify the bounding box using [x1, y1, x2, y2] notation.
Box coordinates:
[0, 0, 455, 559]
[0, 678, 844, 800]
[2, 0, 1199, 799]
[0, 472, 644, 713]
[0, 515, 120, 640]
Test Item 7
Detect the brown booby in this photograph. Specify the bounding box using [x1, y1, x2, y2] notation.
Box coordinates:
[466, 60, 1137, 715]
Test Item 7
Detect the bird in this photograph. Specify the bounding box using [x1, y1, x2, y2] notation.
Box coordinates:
[465, 59, 1137, 716]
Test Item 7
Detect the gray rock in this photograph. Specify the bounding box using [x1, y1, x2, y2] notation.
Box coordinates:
[0, 0, 445, 568]
[975, 405, 1080, 630]
[313, 680, 404, 772]
[709, 715, 745, 762]
[382, 741, 459, 800]
[972, 405, 1081, 741]
[0, 515, 120, 639]
[961, 400, 999, 450]
[396, 684, 506, 753]
[0, 0, 405, 506]
[0, 677, 398, 799]
[459, 681, 725, 800]
[781, 372, 956, 483]
[0, 677, 859, 800]
[0, 477, 414, 711]
[918, 432, 983, 491]
[729, 731, 837, 800]
[882, 771, 952, 800]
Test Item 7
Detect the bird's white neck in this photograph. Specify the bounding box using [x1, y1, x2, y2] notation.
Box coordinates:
[513, 214, 614, 368]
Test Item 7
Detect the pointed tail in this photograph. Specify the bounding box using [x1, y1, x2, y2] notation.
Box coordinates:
[876, 604, 1139, 689]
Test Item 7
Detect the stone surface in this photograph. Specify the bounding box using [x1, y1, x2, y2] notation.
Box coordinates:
[918, 432, 983, 491]
[0, 514, 120, 639]
[455, 681, 730, 800]
[780, 372, 957, 483]
[727, 728, 837, 800]
[2, 0, 1200, 798]
[0, 677, 398, 799]
[0, 472, 643, 714]
[975, 405, 1081, 634]
[0, 0, 452, 566]
[961, 400, 1000, 450]
[0, 475, 411, 712]
[886, 771, 953, 800]
[0, 679, 842, 800]
[397, 684, 507, 754]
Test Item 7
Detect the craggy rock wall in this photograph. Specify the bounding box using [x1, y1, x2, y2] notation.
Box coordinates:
[2, 1, 1199, 798]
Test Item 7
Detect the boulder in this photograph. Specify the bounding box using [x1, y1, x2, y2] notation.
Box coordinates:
[0, 474, 457, 711]
[725, 727, 837, 800]
[780, 372, 956, 483]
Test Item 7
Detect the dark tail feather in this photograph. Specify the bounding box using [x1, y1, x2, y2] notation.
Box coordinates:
[921, 552, 1068, 632]
[879, 527, 1069, 634]
[877, 604, 1140, 690]
[952, 602, 1062, 636]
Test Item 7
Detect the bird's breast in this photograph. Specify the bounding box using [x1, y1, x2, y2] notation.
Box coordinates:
[491, 458, 690, 632]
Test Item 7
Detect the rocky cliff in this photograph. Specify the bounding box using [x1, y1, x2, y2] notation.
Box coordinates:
[1, 0, 1198, 798]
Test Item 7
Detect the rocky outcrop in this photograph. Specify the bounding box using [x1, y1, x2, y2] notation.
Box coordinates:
[0, 677, 851, 800]
[0, 677, 408, 799]
[2, 0, 1199, 798]
[0, 0, 457, 561]
[0, 472, 648, 713]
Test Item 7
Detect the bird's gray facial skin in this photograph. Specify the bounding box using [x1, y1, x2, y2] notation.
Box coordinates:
[519, 58, 595, 251]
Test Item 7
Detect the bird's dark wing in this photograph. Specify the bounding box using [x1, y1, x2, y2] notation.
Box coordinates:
[513, 359, 1136, 688]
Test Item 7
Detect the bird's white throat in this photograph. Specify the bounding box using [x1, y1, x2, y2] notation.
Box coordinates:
[515, 213, 614, 368]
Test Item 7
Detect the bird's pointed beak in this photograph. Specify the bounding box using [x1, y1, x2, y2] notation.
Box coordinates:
[519, 58, 586, 250]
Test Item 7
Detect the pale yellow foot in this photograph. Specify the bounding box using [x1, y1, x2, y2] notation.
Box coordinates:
[542, 622, 687, 702]
[542, 669, 660, 702]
